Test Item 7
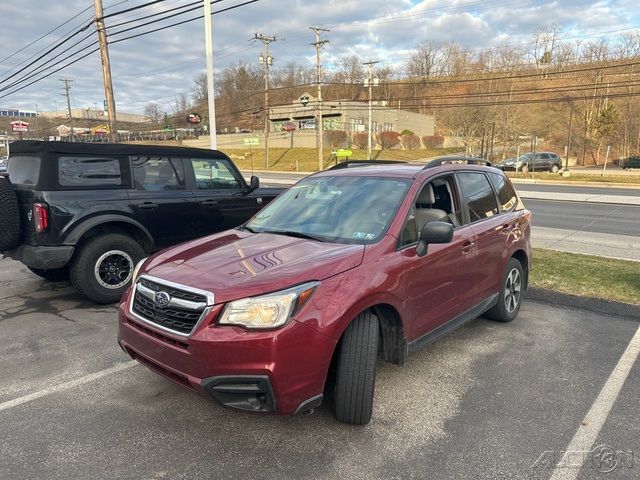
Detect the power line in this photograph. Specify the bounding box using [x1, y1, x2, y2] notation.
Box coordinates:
[109, 0, 260, 44]
[0, 4, 93, 66]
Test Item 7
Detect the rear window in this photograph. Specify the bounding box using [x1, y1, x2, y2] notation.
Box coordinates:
[488, 172, 518, 212]
[457, 172, 499, 222]
[7, 155, 41, 185]
[58, 156, 122, 187]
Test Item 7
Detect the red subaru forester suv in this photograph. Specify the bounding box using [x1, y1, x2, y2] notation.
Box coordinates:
[118, 158, 531, 425]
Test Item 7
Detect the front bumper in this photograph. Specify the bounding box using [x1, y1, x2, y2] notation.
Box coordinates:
[117, 292, 336, 415]
[6, 244, 74, 269]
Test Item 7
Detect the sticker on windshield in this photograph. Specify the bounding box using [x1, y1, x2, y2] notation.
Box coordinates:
[354, 232, 375, 239]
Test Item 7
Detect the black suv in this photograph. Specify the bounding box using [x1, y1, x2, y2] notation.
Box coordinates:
[0, 141, 283, 303]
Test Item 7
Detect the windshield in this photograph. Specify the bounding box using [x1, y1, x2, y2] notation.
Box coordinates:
[518, 153, 535, 161]
[246, 175, 411, 244]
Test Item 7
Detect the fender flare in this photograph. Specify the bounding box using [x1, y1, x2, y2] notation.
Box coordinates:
[62, 214, 155, 249]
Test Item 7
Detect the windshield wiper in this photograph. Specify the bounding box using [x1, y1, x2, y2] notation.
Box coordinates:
[237, 224, 257, 233]
[261, 229, 326, 242]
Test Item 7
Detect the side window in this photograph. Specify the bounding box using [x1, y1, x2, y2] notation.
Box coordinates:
[488, 172, 518, 212]
[191, 158, 241, 190]
[457, 172, 499, 223]
[131, 156, 185, 191]
[399, 175, 461, 248]
[58, 156, 122, 187]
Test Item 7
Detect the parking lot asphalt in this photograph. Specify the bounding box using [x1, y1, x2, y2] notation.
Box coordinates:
[1, 257, 639, 480]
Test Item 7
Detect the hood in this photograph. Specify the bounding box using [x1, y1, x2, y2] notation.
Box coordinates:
[143, 230, 365, 304]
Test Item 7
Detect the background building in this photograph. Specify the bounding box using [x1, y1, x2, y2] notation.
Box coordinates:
[269, 93, 435, 137]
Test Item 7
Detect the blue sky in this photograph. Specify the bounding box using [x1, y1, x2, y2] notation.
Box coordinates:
[0, 0, 639, 115]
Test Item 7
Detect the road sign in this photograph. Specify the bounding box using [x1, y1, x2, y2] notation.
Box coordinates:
[10, 121, 29, 133]
[186, 113, 202, 125]
[243, 137, 260, 146]
[283, 122, 296, 132]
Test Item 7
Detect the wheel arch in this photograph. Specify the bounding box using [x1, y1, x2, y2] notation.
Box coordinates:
[63, 215, 155, 253]
[511, 249, 529, 289]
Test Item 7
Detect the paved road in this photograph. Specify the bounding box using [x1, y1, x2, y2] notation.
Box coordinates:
[0, 258, 638, 479]
[527, 199, 640, 237]
[514, 183, 640, 196]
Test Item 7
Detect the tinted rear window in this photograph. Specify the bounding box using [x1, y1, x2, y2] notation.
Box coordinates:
[58, 156, 122, 187]
[457, 172, 499, 222]
[7, 155, 41, 185]
[488, 172, 518, 212]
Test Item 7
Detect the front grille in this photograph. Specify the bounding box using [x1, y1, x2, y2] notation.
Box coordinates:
[138, 277, 207, 303]
[131, 277, 210, 335]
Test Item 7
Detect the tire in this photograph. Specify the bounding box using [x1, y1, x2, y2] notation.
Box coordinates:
[28, 267, 69, 282]
[485, 257, 524, 323]
[0, 176, 21, 252]
[551, 164, 559, 173]
[333, 311, 379, 425]
[70, 233, 145, 304]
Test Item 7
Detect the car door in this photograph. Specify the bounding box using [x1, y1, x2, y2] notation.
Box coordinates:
[457, 171, 507, 304]
[398, 175, 478, 339]
[188, 157, 258, 237]
[128, 156, 198, 248]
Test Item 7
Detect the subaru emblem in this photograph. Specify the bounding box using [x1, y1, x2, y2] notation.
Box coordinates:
[154, 291, 171, 307]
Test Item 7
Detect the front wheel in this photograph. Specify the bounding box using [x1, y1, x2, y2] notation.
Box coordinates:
[485, 258, 524, 322]
[70, 233, 145, 304]
[333, 311, 379, 425]
[551, 164, 559, 173]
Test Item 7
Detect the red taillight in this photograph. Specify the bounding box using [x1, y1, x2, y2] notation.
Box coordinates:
[33, 203, 49, 233]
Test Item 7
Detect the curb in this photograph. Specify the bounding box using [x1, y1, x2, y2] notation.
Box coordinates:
[527, 287, 640, 320]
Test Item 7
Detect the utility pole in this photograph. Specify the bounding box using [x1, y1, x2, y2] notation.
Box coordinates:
[59, 79, 74, 141]
[94, 0, 118, 142]
[565, 105, 573, 172]
[310, 27, 329, 171]
[363, 61, 379, 159]
[254, 33, 276, 169]
[203, 0, 217, 149]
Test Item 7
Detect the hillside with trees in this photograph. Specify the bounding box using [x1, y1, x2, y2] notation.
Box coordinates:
[148, 24, 640, 165]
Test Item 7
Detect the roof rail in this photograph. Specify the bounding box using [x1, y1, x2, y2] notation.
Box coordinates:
[327, 160, 409, 170]
[423, 156, 492, 169]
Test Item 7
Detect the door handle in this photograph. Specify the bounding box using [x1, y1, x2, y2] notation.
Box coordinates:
[138, 202, 158, 210]
[201, 200, 219, 207]
[461, 240, 475, 254]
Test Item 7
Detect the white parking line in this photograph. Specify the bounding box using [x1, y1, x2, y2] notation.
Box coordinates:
[549, 324, 640, 480]
[0, 361, 137, 412]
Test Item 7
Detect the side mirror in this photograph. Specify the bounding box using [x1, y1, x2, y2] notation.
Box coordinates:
[416, 221, 453, 257]
[249, 175, 260, 190]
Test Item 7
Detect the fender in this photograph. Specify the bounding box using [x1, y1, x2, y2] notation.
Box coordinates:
[62, 214, 155, 248]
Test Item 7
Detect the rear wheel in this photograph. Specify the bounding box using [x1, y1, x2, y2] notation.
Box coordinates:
[485, 257, 524, 322]
[70, 233, 145, 304]
[28, 267, 69, 282]
[0, 176, 21, 252]
[333, 311, 379, 425]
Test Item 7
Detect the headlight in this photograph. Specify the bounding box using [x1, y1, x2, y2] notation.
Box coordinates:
[132, 257, 148, 283]
[219, 281, 319, 330]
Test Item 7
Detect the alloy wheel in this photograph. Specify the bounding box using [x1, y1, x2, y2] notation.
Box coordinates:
[504, 268, 522, 313]
[94, 250, 133, 289]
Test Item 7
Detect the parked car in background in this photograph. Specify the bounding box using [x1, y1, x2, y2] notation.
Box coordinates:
[621, 155, 640, 169]
[0, 156, 7, 173]
[498, 152, 563, 172]
[118, 157, 532, 425]
[0, 141, 284, 303]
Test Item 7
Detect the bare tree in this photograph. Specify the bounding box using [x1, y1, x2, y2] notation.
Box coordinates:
[406, 40, 444, 78]
[192, 72, 208, 106]
[144, 102, 163, 124]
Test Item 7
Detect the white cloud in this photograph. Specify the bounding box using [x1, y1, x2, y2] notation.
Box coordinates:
[0, 0, 637, 114]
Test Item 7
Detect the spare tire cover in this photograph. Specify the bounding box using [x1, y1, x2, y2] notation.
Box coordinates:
[0, 176, 21, 251]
